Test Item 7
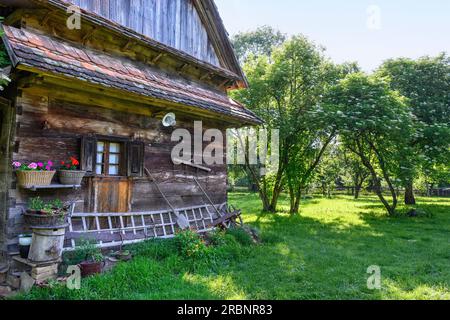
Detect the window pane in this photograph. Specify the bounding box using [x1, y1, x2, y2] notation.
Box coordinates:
[110, 143, 120, 153]
[109, 154, 120, 165]
[96, 153, 104, 164]
[97, 142, 104, 152]
[109, 165, 119, 175]
[96, 165, 103, 175]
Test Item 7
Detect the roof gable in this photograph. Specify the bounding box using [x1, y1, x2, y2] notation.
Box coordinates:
[68, 0, 222, 67]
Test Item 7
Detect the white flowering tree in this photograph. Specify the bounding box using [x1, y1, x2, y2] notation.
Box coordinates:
[325, 73, 414, 216]
[378, 54, 450, 204]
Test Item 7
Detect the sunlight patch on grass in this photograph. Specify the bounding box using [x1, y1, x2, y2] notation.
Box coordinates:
[383, 279, 450, 300]
[183, 273, 247, 300]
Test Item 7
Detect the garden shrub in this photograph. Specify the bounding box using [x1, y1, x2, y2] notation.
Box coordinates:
[205, 229, 228, 246]
[174, 230, 210, 260]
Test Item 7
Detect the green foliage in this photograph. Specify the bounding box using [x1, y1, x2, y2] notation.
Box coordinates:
[206, 229, 228, 247]
[0, 18, 11, 91]
[17, 193, 450, 300]
[0, 43, 9, 68]
[129, 238, 178, 260]
[64, 239, 104, 264]
[226, 227, 254, 246]
[324, 73, 414, 215]
[28, 197, 45, 211]
[174, 230, 210, 260]
[232, 26, 286, 64]
[27, 197, 68, 215]
[232, 33, 354, 213]
[378, 54, 450, 183]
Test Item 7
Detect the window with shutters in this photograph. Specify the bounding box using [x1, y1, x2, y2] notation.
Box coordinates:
[81, 136, 144, 178]
[95, 141, 123, 176]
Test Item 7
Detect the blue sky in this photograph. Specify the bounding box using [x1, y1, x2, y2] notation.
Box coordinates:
[215, 0, 450, 71]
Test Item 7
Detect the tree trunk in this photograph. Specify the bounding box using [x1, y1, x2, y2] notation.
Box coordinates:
[290, 190, 301, 215]
[404, 181, 416, 205]
[354, 184, 361, 199]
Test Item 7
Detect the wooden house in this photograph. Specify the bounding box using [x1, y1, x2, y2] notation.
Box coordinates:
[0, 0, 261, 263]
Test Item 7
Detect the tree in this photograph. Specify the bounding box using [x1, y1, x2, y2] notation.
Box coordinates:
[0, 20, 12, 91]
[334, 144, 370, 199]
[233, 35, 349, 213]
[231, 26, 286, 64]
[326, 73, 414, 216]
[378, 54, 450, 204]
[0, 18, 10, 68]
[314, 143, 344, 198]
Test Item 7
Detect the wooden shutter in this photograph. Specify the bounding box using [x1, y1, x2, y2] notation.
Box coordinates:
[127, 141, 145, 177]
[81, 136, 97, 175]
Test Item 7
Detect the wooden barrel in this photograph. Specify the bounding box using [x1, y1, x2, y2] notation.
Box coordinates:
[28, 226, 67, 263]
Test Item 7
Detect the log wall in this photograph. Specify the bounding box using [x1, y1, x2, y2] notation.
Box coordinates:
[0, 97, 14, 262]
[4, 87, 228, 253]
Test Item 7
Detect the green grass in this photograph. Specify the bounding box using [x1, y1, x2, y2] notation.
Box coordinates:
[18, 194, 450, 300]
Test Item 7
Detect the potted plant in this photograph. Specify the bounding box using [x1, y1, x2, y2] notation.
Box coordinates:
[12, 160, 55, 188]
[24, 197, 70, 228]
[58, 156, 86, 185]
[77, 240, 105, 277]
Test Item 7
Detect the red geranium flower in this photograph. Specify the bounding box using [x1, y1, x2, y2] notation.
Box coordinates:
[70, 157, 80, 166]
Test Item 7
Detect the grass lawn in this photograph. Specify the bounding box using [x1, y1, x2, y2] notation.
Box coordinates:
[19, 193, 450, 300]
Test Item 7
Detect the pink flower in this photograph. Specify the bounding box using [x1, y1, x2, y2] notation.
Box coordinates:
[28, 163, 38, 170]
[12, 161, 21, 168]
[47, 161, 53, 167]
[45, 165, 52, 171]
[37, 162, 44, 168]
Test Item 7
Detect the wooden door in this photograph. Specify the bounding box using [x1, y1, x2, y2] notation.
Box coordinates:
[87, 177, 132, 230]
[92, 177, 132, 213]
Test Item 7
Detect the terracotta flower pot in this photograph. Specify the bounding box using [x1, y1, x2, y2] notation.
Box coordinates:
[79, 260, 105, 277]
[16, 170, 56, 188]
[58, 170, 86, 185]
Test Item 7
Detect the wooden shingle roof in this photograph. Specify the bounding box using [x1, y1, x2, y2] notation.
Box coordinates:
[2, 25, 262, 125]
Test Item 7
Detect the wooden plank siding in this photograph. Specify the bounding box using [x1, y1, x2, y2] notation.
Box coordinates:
[69, 0, 221, 67]
[0, 97, 14, 261]
[10, 87, 228, 211]
[3, 87, 228, 251]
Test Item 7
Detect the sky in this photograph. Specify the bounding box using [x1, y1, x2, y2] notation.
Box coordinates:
[214, 0, 450, 71]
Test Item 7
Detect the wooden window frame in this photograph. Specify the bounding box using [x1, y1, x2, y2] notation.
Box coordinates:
[95, 140, 126, 177]
[81, 136, 144, 178]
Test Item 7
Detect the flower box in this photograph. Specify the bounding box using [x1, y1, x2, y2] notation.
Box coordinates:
[58, 157, 85, 185]
[16, 170, 56, 188]
[58, 170, 86, 185]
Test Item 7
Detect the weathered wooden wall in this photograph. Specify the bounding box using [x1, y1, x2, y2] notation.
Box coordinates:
[0, 97, 14, 262]
[5, 87, 228, 251]
[69, 0, 221, 67]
